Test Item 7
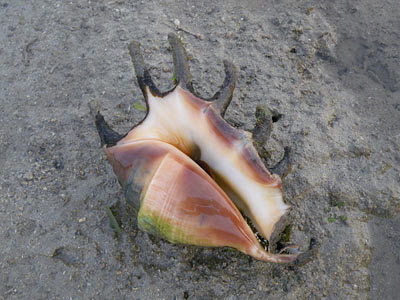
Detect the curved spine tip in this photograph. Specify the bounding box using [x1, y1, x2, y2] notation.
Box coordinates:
[88, 100, 123, 147]
[210, 59, 238, 117]
[167, 33, 194, 93]
[128, 41, 162, 98]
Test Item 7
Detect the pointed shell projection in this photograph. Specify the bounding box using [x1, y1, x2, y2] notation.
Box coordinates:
[90, 34, 298, 263]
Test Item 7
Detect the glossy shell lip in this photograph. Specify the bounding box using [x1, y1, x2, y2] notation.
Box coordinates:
[89, 33, 299, 263]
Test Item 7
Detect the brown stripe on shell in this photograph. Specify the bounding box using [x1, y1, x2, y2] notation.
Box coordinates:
[240, 144, 282, 186]
[179, 87, 279, 185]
[177, 86, 210, 112]
[204, 107, 244, 147]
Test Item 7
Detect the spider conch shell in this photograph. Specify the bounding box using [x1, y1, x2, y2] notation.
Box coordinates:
[90, 34, 298, 263]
